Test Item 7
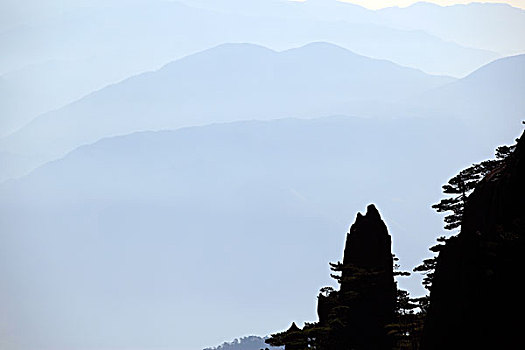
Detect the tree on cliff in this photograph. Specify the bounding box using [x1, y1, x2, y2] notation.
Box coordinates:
[387, 256, 424, 350]
[414, 142, 517, 290]
[432, 144, 516, 231]
[420, 128, 525, 350]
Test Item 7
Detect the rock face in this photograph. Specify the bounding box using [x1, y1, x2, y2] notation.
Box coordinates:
[267, 204, 395, 350]
[342, 204, 395, 289]
[422, 131, 525, 349]
[317, 204, 396, 350]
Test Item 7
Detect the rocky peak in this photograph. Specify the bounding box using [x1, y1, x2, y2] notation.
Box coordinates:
[343, 204, 393, 272]
[268, 204, 396, 350]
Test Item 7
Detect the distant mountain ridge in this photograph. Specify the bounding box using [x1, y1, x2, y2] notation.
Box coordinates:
[2, 0, 519, 138]
[376, 2, 525, 55]
[1, 0, 512, 137]
[178, 0, 525, 54]
[406, 53, 525, 144]
[2, 43, 523, 183]
[0, 42, 455, 180]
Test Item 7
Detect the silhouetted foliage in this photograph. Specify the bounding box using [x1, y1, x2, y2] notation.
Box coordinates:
[414, 142, 516, 290]
[393, 254, 411, 278]
[387, 288, 424, 350]
[421, 129, 525, 349]
[412, 236, 446, 291]
[267, 205, 396, 350]
[205, 336, 282, 350]
[266, 122, 525, 350]
[432, 143, 515, 231]
[266, 132, 522, 350]
[386, 256, 425, 350]
[265, 323, 307, 350]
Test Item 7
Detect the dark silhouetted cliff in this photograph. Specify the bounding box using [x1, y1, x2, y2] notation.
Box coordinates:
[320, 204, 396, 350]
[268, 204, 395, 350]
[422, 130, 525, 349]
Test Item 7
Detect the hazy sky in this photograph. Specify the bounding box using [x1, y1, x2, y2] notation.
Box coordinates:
[330, 0, 525, 10]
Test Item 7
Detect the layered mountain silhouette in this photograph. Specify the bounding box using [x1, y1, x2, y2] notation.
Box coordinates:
[178, 0, 525, 52]
[3, 0, 521, 139]
[0, 0, 500, 77]
[0, 42, 454, 180]
[408, 54, 525, 144]
[0, 57, 149, 138]
[376, 2, 525, 55]
[3, 44, 524, 183]
[177, 1, 525, 57]
[0, 1, 503, 137]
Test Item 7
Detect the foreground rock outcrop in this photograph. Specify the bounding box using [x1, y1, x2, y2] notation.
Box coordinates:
[422, 131, 525, 349]
[318, 204, 396, 350]
[268, 204, 395, 350]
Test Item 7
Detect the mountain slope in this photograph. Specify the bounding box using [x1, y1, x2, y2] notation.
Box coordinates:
[409, 54, 525, 145]
[0, 0, 498, 76]
[0, 42, 454, 179]
[377, 2, 525, 55]
[2, 0, 515, 138]
[179, 1, 525, 55]
[0, 58, 136, 137]
[0, 1, 503, 140]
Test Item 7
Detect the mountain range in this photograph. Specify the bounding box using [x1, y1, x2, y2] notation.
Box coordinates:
[2, 0, 518, 136]
[0, 42, 455, 180]
[401, 53, 525, 146]
[3, 44, 525, 182]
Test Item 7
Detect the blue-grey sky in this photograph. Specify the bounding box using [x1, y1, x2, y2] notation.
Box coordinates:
[324, 0, 525, 10]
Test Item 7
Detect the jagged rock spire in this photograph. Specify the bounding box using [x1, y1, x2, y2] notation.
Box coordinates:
[343, 204, 393, 273]
[325, 204, 396, 350]
[268, 204, 396, 350]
